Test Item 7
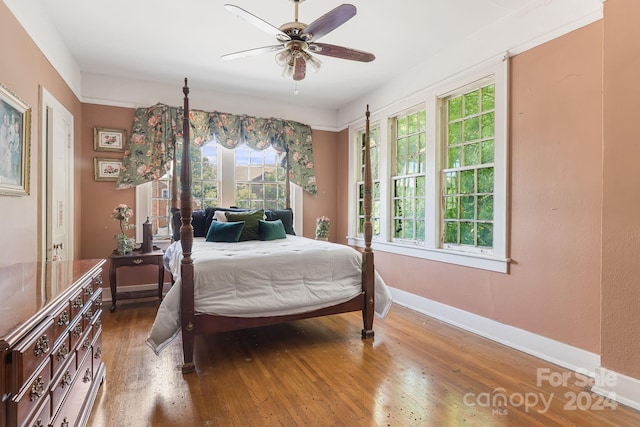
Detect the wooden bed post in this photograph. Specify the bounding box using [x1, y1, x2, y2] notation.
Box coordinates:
[180, 78, 196, 373]
[362, 105, 375, 338]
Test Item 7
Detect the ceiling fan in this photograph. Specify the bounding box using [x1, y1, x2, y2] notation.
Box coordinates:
[221, 0, 375, 81]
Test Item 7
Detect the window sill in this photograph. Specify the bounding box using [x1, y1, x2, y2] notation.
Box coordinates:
[347, 237, 510, 273]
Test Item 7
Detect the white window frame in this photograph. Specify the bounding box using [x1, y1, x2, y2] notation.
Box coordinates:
[137, 145, 303, 241]
[348, 58, 509, 273]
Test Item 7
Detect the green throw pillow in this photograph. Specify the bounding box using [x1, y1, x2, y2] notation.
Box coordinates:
[205, 220, 245, 243]
[225, 209, 264, 241]
[258, 219, 287, 241]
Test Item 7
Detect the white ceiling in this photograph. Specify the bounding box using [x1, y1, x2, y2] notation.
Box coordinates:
[3, 0, 602, 123]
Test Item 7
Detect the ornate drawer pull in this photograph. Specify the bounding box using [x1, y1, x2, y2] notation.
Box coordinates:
[133, 258, 143, 264]
[85, 286, 94, 297]
[83, 368, 92, 383]
[94, 346, 102, 359]
[61, 416, 69, 427]
[34, 419, 44, 427]
[56, 342, 69, 361]
[34, 335, 50, 357]
[82, 338, 91, 351]
[73, 296, 84, 309]
[96, 295, 103, 307]
[60, 371, 72, 388]
[85, 309, 94, 320]
[95, 318, 102, 328]
[94, 276, 103, 286]
[57, 310, 69, 326]
[72, 323, 83, 338]
[29, 376, 45, 401]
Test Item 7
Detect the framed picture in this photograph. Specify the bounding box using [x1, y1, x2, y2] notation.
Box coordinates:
[0, 83, 31, 196]
[94, 127, 126, 152]
[94, 157, 123, 181]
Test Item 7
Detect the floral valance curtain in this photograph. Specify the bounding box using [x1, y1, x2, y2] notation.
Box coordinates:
[116, 103, 317, 195]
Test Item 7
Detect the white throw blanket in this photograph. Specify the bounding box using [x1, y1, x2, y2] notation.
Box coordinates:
[147, 236, 392, 354]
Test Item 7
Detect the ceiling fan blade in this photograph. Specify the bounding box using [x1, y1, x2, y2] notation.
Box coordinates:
[301, 4, 357, 42]
[309, 43, 375, 62]
[224, 4, 290, 40]
[221, 44, 285, 61]
[293, 57, 306, 81]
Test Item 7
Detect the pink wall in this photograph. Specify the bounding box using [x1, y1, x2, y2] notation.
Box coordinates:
[601, 0, 640, 379]
[338, 22, 604, 354]
[0, 3, 83, 266]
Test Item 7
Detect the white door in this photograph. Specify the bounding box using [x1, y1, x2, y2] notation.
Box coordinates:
[41, 88, 74, 262]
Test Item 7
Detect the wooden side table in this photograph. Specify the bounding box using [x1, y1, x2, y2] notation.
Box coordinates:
[108, 248, 165, 312]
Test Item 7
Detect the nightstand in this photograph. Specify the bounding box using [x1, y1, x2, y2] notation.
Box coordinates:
[108, 248, 165, 312]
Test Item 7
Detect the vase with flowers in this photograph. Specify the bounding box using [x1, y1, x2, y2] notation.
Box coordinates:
[315, 216, 330, 241]
[112, 204, 135, 255]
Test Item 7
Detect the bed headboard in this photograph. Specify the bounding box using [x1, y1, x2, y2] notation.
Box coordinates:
[172, 207, 295, 240]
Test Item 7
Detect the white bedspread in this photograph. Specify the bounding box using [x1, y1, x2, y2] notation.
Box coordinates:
[147, 236, 392, 355]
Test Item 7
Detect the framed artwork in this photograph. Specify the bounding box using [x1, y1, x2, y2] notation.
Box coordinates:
[94, 157, 122, 181]
[94, 127, 126, 152]
[0, 83, 31, 196]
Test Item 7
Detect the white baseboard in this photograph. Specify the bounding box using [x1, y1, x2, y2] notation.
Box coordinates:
[592, 367, 640, 411]
[389, 287, 600, 374]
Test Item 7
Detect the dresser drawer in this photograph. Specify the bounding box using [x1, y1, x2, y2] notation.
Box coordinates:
[11, 318, 54, 394]
[8, 357, 51, 426]
[50, 352, 77, 421]
[68, 317, 85, 354]
[50, 350, 93, 427]
[23, 393, 50, 427]
[69, 287, 85, 320]
[51, 303, 71, 345]
[50, 333, 71, 381]
[92, 328, 103, 380]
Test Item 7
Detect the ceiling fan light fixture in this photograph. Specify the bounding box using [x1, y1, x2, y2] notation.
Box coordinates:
[275, 50, 292, 67]
[302, 51, 322, 72]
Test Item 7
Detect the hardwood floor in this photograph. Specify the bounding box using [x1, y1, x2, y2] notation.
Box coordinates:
[87, 300, 639, 426]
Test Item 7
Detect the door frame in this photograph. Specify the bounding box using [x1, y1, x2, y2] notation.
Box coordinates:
[40, 86, 74, 262]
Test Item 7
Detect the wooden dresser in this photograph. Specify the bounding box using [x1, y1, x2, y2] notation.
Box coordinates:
[0, 259, 106, 427]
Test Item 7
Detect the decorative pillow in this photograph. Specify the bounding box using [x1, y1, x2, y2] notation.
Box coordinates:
[264, 208, 295, 235]
[258, 219, 287, 241]
[205, 220, 245, 243]
[225, 209, 264, 241]
[213, 210, 228, 222]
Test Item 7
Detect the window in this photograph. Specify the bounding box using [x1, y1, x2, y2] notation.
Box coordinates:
[233, 143, 287, 210]
[442, 81, 495, 253]
[348, 59, 508, 272]
[138, 139, 296, 241]
[390, 109, 426, 243]
[356, 125, 381, 237]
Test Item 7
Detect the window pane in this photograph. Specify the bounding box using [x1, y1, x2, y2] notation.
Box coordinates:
[464, 90, 480, 115]
[481, 139, 495, 164]
[481, 112, 495, 138]
[478, 167, 494, 193]
[448, 96, 462, 120]
[448, 147, 462, 168]
[444, 222, 458, 244]
[478, 223, 493, 247]
[445, 196, 458, 219]
[460, 222, 475, 245]
[449, 122, 462, 145]
[478, 195, 494, 221]
[463, 116, 480, 142]
[460, 196, 475, 220]
[460, 170, 475, 194]
[481, 84, 495, 111]
[445, 172, 458, 195]
[464, 143, 480, 166]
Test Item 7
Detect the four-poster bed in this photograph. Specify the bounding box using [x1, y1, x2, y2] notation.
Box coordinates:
[148, 79, 386, 373]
